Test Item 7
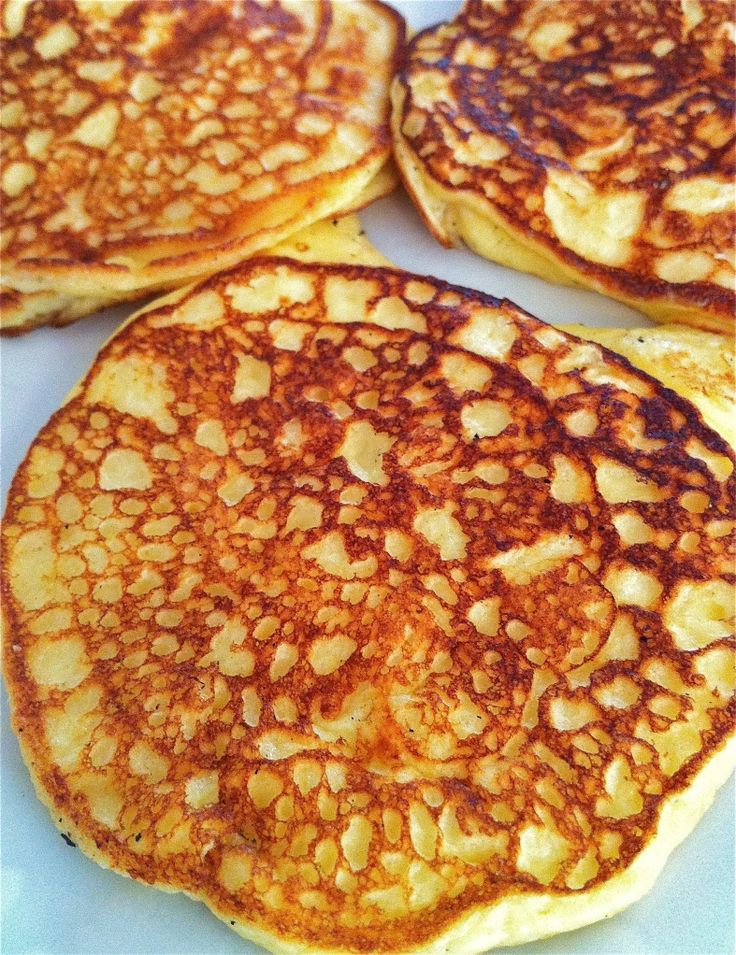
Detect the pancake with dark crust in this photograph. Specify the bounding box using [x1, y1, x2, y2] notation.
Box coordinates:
[0, 0, 403, 333]
[3, 259, 735, 953]
[393, 0, 735, 333]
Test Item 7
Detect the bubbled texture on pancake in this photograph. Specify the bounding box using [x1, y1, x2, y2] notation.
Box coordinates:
[0, 0, 402, 330]
[560, 323, 736, 450]
[394, 0, 735, 331]
[3, 261, 735, 953]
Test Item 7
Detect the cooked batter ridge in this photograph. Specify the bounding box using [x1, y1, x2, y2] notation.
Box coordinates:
[0, 0, 402, 332]
[559, 323, 735, 449]
[3, 260, 734, 953]
[393, 0, 735, 332]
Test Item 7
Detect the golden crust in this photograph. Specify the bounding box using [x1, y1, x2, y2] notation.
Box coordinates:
[0, 0, 403, 332]
[393, 0, 735, 332]
[3, 260, 735, 953]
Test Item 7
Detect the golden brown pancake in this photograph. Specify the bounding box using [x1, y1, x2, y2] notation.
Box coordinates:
[0, 0, 403, 333]
[3, 259, 735, 953]
[392, 0, 735, 332]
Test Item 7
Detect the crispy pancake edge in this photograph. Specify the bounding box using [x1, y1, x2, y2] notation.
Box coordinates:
[0, 161, 398, 336]
[7, 722, 730, 955]
[560, 324, 736, 448]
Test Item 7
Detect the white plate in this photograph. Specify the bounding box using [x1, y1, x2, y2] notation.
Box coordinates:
[1, 3, 733, 953]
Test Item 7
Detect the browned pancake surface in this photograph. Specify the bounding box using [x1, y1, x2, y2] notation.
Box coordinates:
[395, 0, 734, 328]
[3, 260, 735, 952]
[1, 0, 402, 323]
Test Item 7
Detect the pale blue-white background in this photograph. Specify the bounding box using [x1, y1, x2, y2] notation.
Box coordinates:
[2, 2, 733, 952]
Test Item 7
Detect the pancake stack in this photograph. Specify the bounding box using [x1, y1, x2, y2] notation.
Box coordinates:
[3, 258, 734, 952]
[393, 0, 735, 332]
[0, 0, 402, 332]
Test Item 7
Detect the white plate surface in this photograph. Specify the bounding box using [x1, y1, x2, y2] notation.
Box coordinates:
[1, 3, 733, 953]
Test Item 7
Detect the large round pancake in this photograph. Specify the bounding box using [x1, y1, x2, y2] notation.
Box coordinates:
[0, 0, 403, 332]
[3, 259, 735, 953]
[392, 0, 735, 332]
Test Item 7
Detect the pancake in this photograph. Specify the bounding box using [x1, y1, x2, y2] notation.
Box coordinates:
[0, 172, 399, 335]
[0, 0, 403, 333]
[3, 260, 734, 954]
[268, 213, 392, 269]
[392, 0, 735, 332]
